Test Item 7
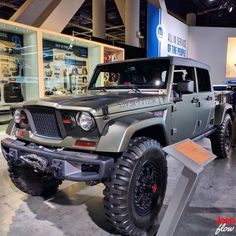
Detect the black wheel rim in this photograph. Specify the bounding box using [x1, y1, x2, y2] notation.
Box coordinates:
[134, 160, 161, 216]
[225, 122, 232, 154]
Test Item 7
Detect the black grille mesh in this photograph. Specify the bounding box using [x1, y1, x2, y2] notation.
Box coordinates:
[30, 109, 61, 138]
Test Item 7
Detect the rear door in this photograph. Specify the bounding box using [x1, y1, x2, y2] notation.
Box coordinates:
[195, 68, 215, 135]
[171, 66, 198, 143]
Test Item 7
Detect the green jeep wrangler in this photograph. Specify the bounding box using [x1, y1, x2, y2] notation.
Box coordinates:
[1, 57, 234, 235]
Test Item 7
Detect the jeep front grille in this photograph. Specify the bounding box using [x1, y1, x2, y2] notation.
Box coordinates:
[30, 108, 62, 139]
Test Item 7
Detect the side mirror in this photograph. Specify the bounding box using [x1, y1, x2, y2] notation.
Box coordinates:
[177, 80, 194, 94]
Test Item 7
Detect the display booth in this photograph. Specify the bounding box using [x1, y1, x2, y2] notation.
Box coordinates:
[0, 19, 124, 122]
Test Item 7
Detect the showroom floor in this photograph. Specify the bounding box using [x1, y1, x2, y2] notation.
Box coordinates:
[0, 127, 235, 236]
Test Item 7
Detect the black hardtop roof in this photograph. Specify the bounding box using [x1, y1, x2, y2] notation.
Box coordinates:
[97, 56, 210, 70]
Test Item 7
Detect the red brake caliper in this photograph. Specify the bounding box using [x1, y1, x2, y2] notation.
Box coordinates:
[152, 183, 157, 193]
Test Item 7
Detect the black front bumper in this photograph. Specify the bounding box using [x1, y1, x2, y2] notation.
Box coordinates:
[1, 138, 114, 182]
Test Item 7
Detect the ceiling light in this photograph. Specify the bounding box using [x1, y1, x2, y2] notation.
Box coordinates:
[229, 6, 233, 12]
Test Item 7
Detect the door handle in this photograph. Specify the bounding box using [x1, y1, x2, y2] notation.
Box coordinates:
[206, 96, 213, 101]
[191, 97, 199, 103]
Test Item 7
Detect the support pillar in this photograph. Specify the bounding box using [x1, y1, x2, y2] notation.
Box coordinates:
[186, 13, 197, 26]
[114, 0, 125, 24]
[125, 0, 140, 47]
[10, 0, 85, 33]
[92, 0, 106, 39]
[10, 0, 55, 25]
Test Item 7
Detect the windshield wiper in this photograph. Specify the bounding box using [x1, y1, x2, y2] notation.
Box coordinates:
[114, 84, 141, 93]
[91, 84, 141, 93]
[130, 86, 141, 93]
[126, 84, 141, 93]
[100, 87, 107, 93]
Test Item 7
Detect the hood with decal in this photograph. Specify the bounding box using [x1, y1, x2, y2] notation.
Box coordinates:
[19, 91, 168, 116]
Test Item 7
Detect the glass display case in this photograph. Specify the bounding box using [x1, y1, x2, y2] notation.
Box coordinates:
[0, 20, 39, 123]
[104, 46, 124, 63]
[42, 31, 103, 96]
[0, 22, 39, 103]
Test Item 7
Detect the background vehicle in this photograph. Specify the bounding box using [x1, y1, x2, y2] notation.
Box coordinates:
[1, 57, 233, 235]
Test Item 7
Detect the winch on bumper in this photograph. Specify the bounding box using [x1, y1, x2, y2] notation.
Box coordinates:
[1, 138, 114, 181]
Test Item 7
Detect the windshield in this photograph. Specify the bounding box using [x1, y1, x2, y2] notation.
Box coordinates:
[89, 59, 170, 90]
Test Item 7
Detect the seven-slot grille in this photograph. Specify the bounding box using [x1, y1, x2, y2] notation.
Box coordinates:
[29, 108, 62, 139]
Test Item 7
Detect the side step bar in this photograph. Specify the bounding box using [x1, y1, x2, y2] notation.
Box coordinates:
[192, 128, 216, 142]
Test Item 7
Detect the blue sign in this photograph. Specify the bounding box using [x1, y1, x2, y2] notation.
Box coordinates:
[147, 3, 161, 58]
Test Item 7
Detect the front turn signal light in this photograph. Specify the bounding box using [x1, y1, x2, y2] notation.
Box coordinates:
[74, 140, 97, 148]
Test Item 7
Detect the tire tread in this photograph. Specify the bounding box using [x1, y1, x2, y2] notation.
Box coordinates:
[104, 137, 167, 236]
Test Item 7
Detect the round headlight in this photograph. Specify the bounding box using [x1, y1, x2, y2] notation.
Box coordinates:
[14, 109, 21, 123]
[77, 112, 95, 131]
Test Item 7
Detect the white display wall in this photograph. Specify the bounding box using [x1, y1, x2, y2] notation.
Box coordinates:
[159, 11, 188, 57]
[188, 26, 236, 85]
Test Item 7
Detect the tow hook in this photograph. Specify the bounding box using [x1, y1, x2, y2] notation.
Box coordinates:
[19, 154, 48, 172]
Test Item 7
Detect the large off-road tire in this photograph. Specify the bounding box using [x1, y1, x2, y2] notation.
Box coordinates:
[104, 137, 167, 236]
[8, 163, 62, 197]
[210, 113, 233, 159]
